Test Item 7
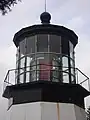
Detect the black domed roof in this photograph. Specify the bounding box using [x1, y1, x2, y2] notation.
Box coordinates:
[40, 12, 51, 24]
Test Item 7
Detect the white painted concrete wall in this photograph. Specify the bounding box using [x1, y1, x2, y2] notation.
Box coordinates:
[6, 102, 87, 120]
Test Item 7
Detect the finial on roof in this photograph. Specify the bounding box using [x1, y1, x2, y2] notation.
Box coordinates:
[40, 12, 51, 24]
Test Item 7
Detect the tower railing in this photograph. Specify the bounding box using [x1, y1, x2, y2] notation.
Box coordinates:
[3, 66, 90, 92]
[3, 52, 90, 92]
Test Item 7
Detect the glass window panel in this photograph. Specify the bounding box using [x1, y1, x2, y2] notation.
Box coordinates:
[26, 72, 30, 83]
[70, 68, 76, 84]
[69, 41, 74, 59]
[16, 47, 19, 62]
[19, 58, 25, 80]
[30, 60, 36, 81]
[63, 72, 69, 83]
[35, 60, 39, 81]
[70, 59, 74, 68]
[36, 70, 39, 81]
[21, 53, 24, 57]
[50, 35, 61, 53]
[69, 41, 73, 52]
[16, 62, 18, 70]
[62, 56, 68, 68]
[19, 74, 24, 83]
[71, 76, 75, 84]
[70, 60, 74, 74]
[20, 39, 26, 55]
[27, 56, 30, 66]
[31, 60, 36, 69]
[20, 69, 24, 74]
[31, 70, 36, 81]
[62, 37, 68, 55]
[20, 57, 25, 68]
[52, 60, 61, 82]
[37, 34, 48, 52]
[71, 68, 74, 76]
[19, 36, 35, 56]
[52, 60, 58, 69]
[52, 70, 59, 82]
[62, 56, 69, 83]
[26, 36, 35, 54]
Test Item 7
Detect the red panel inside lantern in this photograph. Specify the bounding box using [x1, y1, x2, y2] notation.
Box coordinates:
[39, 60, 52, 81]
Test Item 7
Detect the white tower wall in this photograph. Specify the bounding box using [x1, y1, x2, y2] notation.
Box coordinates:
[6, 102, 87, 120]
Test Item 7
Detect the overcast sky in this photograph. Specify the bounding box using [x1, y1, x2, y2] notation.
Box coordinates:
[0, 0, 90, 119]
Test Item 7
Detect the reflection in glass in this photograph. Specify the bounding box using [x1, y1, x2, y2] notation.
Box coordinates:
[52, 60, 60, 82]
[19, 74, 24, 83]
[20, 39, 26, 55]
[63, 72, 69, 83]
[62, 56, 69, 83]
[37, 34, 48, 52]
[69, 41, 76, 83]
[62, 37, 68, 55]
[49, 35, 61, 53]
[26, 36, 35, 54]
[16, 47, 19, 62]
[62, 56, 68, 67]
[20, 57, 25, 68]
[69, 41, 74, 59]
[71, 76, 75, 84]
[19, 36, 35, 55]
[31, 60, 36, 81]
[26, 72, 29, 83]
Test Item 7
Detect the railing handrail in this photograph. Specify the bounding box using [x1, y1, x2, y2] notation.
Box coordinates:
[16, 52, 74, 63]
[3, 65, 90, 92]
[4, 65, 76, 81]
[76, 68, 89, 80]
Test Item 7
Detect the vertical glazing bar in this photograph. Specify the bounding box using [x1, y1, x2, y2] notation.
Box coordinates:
[60, 36, 62, 54]
[35, 35, 37, 81]
[15, 70, 17, 84]
[73, 51, 76, 84]
[48, 34, 50, 53]
[15, 50, 18, 84]
[24, 38, 27, 83]
[76, 68, 78, 84]
[29, 58, 31, 82]
[48, 34, 51, 81]
[68, 41, 71, 84]
[8, 71, 9, 83]
[29, 55, 31, 82]
[24, 57, 27, 83]
[17, 47, 20, 84]
[59, 36, 63, 82]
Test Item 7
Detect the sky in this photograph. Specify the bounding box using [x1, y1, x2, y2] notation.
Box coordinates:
[0, 0, 90, 119]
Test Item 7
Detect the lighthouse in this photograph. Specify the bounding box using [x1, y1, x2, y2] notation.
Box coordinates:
[3, 12, 90, 120]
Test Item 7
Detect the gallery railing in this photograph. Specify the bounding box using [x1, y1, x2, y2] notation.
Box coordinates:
[3, 66, 90, 93]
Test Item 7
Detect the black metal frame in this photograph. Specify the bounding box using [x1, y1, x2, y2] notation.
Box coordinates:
[3, 81, 90, 110]
[16, 33, 76, 84]
[13, 24, 78, 48]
